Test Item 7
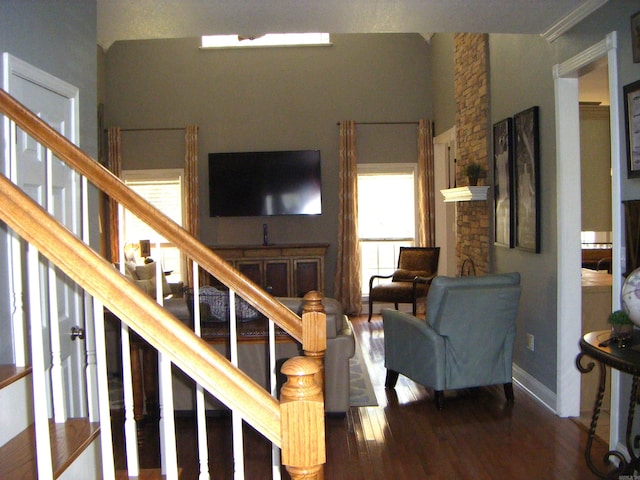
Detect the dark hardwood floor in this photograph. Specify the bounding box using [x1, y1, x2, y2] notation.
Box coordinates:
[113, 314, 611, 479]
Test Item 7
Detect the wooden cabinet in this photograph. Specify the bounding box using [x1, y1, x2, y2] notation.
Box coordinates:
[208, 244, 328, 297]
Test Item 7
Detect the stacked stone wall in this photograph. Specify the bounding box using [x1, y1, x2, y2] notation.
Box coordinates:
[453, 33, 490, 274]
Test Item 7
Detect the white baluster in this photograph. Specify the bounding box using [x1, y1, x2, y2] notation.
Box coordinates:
[7, 120, 26, 367]
[8, 230, 26, 366]
[229, 290, 245, 480]
[47, 258, 66, 423]
[192, 263, 211, 480]
[156, 243, 179, 480]
[120, 321, 139, 476]
[93, 298, 116, 479]
[119, 205, 139, 476]
[45, 148, 66, 423]
[27, 244, 54, 479]
[269, 318, 282, 479]
[83, 176, 100, 423]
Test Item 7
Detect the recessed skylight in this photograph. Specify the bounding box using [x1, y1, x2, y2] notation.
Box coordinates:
[201, 33, 331, 49]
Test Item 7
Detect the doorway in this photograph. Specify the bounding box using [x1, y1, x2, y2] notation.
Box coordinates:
[434, 127, 457, 276]
[577, 57, 612, 440]
[555, 32, 621, 447]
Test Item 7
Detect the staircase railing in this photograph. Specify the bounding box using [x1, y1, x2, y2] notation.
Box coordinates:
[0, 88, 326, 478]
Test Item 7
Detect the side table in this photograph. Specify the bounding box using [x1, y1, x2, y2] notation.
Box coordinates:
[577, 330, 640, 478]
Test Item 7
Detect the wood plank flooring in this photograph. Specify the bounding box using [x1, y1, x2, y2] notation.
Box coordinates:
[112, 314, 612, 479]
[0, 419, 100, 479]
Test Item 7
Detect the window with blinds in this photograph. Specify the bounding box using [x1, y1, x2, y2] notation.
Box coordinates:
[357, 163, 417, 296]
[122, 169, 184, 282]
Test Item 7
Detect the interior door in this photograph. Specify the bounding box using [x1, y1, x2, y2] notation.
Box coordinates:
[3, 53, 85, 419]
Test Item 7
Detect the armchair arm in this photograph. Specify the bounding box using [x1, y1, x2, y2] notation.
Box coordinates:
[382, 308, 446, 390]
[369, 273, 394, 291]
[412, 272, 437, 297]
[412, 272, 437, 285]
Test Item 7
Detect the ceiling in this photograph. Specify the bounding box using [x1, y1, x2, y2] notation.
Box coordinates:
[97, 0, 595, 50]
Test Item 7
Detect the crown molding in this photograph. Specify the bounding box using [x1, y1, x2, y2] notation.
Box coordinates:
[553, 31, 616, 78]
[541, 0, 608, 43]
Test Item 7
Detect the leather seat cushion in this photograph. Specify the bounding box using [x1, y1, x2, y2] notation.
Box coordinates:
[370, 281, 430, 303]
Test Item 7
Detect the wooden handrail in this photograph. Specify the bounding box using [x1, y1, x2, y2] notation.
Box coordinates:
[0, 88, 303, 343]
[0, 173, 284, 443]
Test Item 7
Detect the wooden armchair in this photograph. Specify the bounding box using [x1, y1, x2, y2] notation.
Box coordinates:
[367, 247, 440, 322]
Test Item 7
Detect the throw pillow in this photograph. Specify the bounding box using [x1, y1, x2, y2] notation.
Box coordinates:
[135, 262, 172, 297]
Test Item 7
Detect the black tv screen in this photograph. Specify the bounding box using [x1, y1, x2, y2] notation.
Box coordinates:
[209, 150, 322, 217]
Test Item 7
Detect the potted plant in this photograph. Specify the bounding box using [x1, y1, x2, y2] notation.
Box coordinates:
[608, 309, 634, 339]
[462, 162, 485, 186]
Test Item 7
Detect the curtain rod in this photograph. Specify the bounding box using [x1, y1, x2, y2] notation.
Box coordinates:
[336, 121, 419, 126]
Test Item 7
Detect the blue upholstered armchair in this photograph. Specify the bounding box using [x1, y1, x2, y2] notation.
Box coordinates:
[382, 272, 521, 409]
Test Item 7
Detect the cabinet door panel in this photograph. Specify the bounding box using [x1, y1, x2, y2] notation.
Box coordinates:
[294, 259, 321, 297]
[265, 261, 289, 296]
[237, 261, 262, 287]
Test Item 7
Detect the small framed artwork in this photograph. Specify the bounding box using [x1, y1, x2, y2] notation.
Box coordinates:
[624, 80, 640, 178]
[513, 106, 541, 253]
[632, 11, 640, 63]
[493, 117, 514, 248]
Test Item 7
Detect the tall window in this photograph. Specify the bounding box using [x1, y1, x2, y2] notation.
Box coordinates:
[358, 164, 417, 296]
[122, 169, 184, 282]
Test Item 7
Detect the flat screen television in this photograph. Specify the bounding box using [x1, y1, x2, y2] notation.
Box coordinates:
[209, 149, 322, 217]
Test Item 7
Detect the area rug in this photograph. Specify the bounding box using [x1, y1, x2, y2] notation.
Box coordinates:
[349, 338, 378, 407]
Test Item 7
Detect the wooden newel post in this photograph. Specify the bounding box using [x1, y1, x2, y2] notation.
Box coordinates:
[301, 291, 327, 397]
[280, 356, 326, 479]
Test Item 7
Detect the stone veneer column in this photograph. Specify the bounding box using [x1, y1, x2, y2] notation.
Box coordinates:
[453, 33, 490, 274]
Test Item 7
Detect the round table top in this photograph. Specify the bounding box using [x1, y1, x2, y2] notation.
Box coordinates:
[580, 330, 640, 376]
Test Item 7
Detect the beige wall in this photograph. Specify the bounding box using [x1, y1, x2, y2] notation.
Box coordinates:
[580, 105, 612, 233]
[104, 34, 433, 297]
[429, 33, 456, 136]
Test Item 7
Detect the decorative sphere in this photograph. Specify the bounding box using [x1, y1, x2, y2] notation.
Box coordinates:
[621, 267, 640, 326]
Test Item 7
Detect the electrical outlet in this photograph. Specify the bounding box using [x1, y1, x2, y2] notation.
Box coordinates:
[526, 333, 535, 351]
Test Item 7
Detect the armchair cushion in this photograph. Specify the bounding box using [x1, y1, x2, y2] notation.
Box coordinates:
[370, 281, 430, 304]
[123, 260, 171, 298]
[392, 269, 426, 282]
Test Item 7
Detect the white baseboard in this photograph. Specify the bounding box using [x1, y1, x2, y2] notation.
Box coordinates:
[513, 364, 557, 413]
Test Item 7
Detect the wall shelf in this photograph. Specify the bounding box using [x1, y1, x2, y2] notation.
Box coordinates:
[440, 186, 490, 203]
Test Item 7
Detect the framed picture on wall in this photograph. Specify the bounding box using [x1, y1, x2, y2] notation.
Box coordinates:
[493, 117, 514, 248]
[624, 80, 640, 178]
[632, 11, 640, 63]
[513, 106, 541, 253]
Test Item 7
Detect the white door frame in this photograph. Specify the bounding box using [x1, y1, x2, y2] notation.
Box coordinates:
[554, 32, 621, 443]
[434, 127, 457, 276]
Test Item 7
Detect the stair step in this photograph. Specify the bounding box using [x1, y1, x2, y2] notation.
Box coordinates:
[0, 418, 100, 478]
[0, 364, 31, 389]
[116, 468, 181, 479]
